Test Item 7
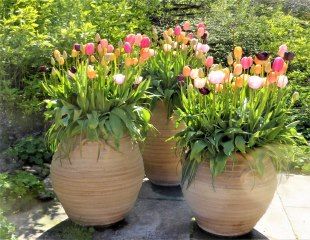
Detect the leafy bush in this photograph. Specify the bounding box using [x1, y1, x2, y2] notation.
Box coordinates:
[5, 135, 52, 165]
[0, 211, 16, 240]
[0, 171, 45, 213]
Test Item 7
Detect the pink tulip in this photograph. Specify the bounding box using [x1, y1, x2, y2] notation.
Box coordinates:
[197, 22, 205, 29]
[208, 70, 225, 84]
[174, 25, 182, 36]
[140, 37, 151, 48]
[241, 57, 253, 69]
[85, 43, 95, 55]
[197, 27, 205, 37]
[100, 39, 108, 48]
[272, 57, 285, 72]
[113, 74, 126, 85]
[107, 44, 114, 53]
[278, 44, 288, 58]
[190, 69, 199, 79]
[188, 33, 194, 39]
[277, 75, 288, 88]
[135, 33, 143, 45]
[205, 56, 214, 68]
[125, 34, 136, 46]
[201, 44, 210, 53]
[124, 42, 132, 53]
[248, 76, 264, 89]
[183, 21, 191, 31]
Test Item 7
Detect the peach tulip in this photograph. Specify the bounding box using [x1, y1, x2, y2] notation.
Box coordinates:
[268, 72, 278, 83]
[197, 27, 205, 37]
[190, 69, 199, 79]
[183, 66, 191, 77]
[87, 66, 97, 79]
[233, 64, 243, 75]
[194, 77, 207, 89]
[235, 77, 244, 88]
[254, 64, 262, 75]
[100, 39, 109, 48]
[183, 21, 191, 31]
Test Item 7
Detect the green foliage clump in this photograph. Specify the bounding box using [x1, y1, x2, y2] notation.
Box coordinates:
[0, 171, 45, 213]
[5, 135, 52, 165]
[0, 211, 16, 240]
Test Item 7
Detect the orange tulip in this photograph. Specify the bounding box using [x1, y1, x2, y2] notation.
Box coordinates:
[125, 57, 132, 67]
[235, 77, 244, 88]
[268, 72, 278, 83]
[254, 64, 262, 75]
[87, 66, 97, 79]
[233, 64, 243, 75]
[215, 84, 223, 92]
[183, 65, 191, 77]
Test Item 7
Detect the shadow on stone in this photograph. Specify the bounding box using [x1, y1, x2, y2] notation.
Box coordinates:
[150, 181, 183, 198]
[94, 219, 129, 232]
[190, 220, 269, 240]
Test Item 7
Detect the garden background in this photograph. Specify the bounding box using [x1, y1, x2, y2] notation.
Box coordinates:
[0, 0, 309, 239]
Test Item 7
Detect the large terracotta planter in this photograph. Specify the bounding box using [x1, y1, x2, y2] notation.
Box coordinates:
[142, 101, 182, 186]
[51, 136, 144, 226]
[182, 153, 277, 237]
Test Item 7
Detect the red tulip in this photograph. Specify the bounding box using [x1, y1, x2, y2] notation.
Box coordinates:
[272, 57, 284, 72]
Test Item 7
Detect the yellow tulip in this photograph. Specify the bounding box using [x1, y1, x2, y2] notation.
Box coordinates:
[234, 46, 242, 59]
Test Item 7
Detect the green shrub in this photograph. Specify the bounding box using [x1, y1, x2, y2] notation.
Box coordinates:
[5, 135, 52, 165]
[0, 211, 16, 240]
[0, 171, 45, 213]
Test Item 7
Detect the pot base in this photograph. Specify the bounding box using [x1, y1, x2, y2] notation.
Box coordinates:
[150, 179, 180, 187]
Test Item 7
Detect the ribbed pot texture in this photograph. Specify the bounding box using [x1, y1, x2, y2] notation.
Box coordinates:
[51, 136, 144, 226]
[182, 153, 277, 237]
[142, 101, 182, 186]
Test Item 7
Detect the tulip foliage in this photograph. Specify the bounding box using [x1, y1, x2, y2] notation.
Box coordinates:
[173, 46, 307, 186]
[146, 22, 211, 118]
[42, 33, 155, 153]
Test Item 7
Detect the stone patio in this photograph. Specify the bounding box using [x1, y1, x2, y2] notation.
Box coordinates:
[8, 174, 310, 240]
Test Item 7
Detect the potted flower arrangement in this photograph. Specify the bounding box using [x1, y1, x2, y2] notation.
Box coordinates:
[42, 33, 154, 226]
[173, 45, 307, 236]
[142, 21, 213, 186]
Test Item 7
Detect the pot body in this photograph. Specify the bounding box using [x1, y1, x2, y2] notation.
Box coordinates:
[182, 153, 277, 236]
[142, 101, 182, 186]
[51, 136, 144, 226]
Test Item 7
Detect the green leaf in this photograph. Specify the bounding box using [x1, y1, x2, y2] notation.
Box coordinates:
[73, 109, 82, 121]
[222, 139, 234, 156]
[109, 113, 124, 138]
[190, 140, 207, 161]
[235, 135, 246, 153]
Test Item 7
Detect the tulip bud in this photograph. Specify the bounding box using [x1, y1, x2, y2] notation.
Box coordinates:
[71, 49, 78, 58]
[272, 57, 285, 72]
[188, 83, 194, 90]
[233, 64, 243, 75]
[58, 56, 65, 65]
[95, 33, 101, 43]
[227, 53, 234, 65]
[194, 77, 207, 89]
[234, 46, 243, 59]
[70, 66, 77, 74]
[291, 91, 299, 103]
[51, 67, 57, 76]
[100, 39, 109, 48]
[51, 57, 55, 66]
[63, 50, 68, 60]
[177, 74, 185, 85]
[183, 65, 191, 77]
[254, 64, 262, 75]
[113, 74, 126, 85]
[90, 55, 97, 63]
[107, 44, 114, 53]
[163, 44, 172, 52]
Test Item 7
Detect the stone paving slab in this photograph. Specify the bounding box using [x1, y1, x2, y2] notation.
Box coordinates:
[8, 175, 310, 240]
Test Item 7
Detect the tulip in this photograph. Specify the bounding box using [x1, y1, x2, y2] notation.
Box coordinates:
[149, 49, 155, 57]
[58, 56, 65, 65]
[140, 48, 151, 60]
[199, 87, 210, 95]
[90, 55, 97, 63]
[174, 25, 182, 36]
[278, 44, 288, 58]
[51, 67, 57, 76]
[39, 65, 47, 73]
[201, 44, 210, 53]
[53, 50, 61, 59]
[177, 74, 185, 85]
[135, 33, 143, 45]
[163, 44, 172, 52]
[268, 72, 278, 83]
[140, 37, 151, 48]
[254, 64, 262, 75]
[125, 34, 136, 46]
[107, 44, 114, 53]
[272, 57, 284, 72]
[85, 43, 95, 56]
[265, 61, 271, 73]
[197, 22, 205, 29]
[284, 51, 295, 61]
[256, 51, 269, 61]
[292, 91, 299, 103]
[71, 49, 78, 58]
[190, 69, 199, 79]
[205, 56, 214, 68]
[194, 77, 207, 89]
[183, 66, 191, 77]
[100, 39, 109, 48]
[97, 44, 104, 55]
[183, 21, 191, 31]
[233, 64, 243, 75]
[187, 33, 194, 39]
[197, 27, 205, 37]
[132, 58, 138, 65]
[113, 74, 126, 85]
[134, 76, 143, 85]
[277, 75, 288, 88]
[124, 42, 132, 53]
[215, 84, 223, 93]
[74, 44, 81, 51]
[198, 68, 205, 78]
[227, 53, 234, 65]
[241, 57, 252, 69]
[125, 57, 132, 67]
[167, 28, 174, 36]
[223, 68, 231, 82]
[70, 66, 77, 74]
[208, 70, 225, 84]
[278, 62, 288, 75]
[234, 46, 243, 59]
[87, 66, 97, 79]
[235, 77, 244, 88]
[63, 51, 68, 60]
[248, 76, 264, 89]
[95, 33, 101, 43]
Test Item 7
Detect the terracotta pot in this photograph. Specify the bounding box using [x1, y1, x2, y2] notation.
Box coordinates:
[142, 101, 182, 186]
[182, 153, 277, 237]
[51, 136, 144, 226]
